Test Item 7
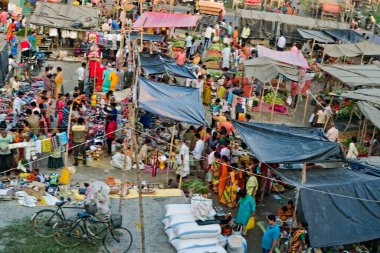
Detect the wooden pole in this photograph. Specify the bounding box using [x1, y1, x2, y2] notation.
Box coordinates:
[368, 127, 377, 156]
[166, 125, 175, 184]
[270, 78, 281, 122]
[301, 162, 307, 184]
[302, 91, 310, 125]
[310, 38, 316, 57]
[292, 93, 299, 121]
[360, 41, 368, 64]
[139, 0, 144, 52]
[258, 83, 265, 121]
[320, 42, 327, 65]
[343, 104, 355, 132]
[119, 0, 127, 66]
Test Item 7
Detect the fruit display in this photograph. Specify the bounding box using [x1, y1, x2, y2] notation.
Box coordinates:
[209, 43, 225, 51]
[264, 92, 284, 105]
[209, 70, 223, 77]
[205, 55, 222, 62]
[172, 39, 186, 48]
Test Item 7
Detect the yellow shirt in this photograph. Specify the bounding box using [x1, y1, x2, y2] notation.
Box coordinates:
[55, 72, 63, 85]
[109, 71, 119, 91]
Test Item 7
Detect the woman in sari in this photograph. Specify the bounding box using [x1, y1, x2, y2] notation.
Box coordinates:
[288, 222, 308, 253]
[236, 161, 246, 190]
[220, 163, 238, 208]
[210, 152, 221, 193]
[7, 20, 15, 41]
[218, 155, 229, 202]
[232, 26, 239, 45]
[236, 189, 256, 235]
[54, 67, 63, 100]
[203, 74, 212, 105]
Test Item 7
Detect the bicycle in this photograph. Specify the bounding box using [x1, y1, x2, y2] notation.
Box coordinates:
[31, 201, 107, 239]
[53, 212, 133, 253]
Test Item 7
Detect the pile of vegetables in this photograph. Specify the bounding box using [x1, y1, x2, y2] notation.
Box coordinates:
[208, 50, 222, 57]
[183, 179, 209, 195]
[209, 70, 223, 77]
[205, 55, 222, 62]
[173, 39, 186, 48]
[336, 103, 355, 119]
[236, 71, 243, 77]
[264, 92, 284, 105]
[209, 43, 225, 51]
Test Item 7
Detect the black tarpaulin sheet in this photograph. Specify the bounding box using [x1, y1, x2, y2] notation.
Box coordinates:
[129, 32, 165, 42]
[139, 52, 196, 79]
[325, 29, 364, 43]
[138, 77, 205, 125]
[233, 121, 344, 163]
[274, 168, 380, 247]
[349, 157, 380, 177]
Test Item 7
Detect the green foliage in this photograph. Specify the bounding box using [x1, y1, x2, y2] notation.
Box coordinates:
[16, 27, 33, 37]
[183, 179, 209, 195]
[264, 92, 284, 105]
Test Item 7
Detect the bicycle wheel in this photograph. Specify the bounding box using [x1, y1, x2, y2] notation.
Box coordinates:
[31, 209, 63, 238]
[85, 219, 108, 240]
[103, 227, 133, 253]
[53, 220, 84, 247]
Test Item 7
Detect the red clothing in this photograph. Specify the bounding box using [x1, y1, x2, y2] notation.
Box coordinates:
[96, 65, 106, 92]
[20, 40, 29, 51]
[106, 120, 117, 138]
[175, 51, 186, 65]
[291, 82, 300, 96]
[89, 60, 100, 78]
[218, 121, 235, 135]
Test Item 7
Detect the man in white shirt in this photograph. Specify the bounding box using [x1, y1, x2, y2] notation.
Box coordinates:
[75, 62, 86, 93]
[326, 123, 339, 142]
[316, 107, 326, 127]
[185, 32, 193, 59]
[177, 140, 190, 178]
[13, 91, 26, 127]
[277, 34, 286, 51]
[204, 25, 215, 49]
[241, 24, 250, 44]
[220, 140, 231, 161]
[192, 133, 205, 178]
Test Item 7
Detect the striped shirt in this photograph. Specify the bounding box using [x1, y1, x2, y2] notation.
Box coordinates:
[62, 106, 70, 128]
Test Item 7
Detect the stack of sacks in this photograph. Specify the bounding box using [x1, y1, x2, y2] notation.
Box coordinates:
[163, 203, 226, 253]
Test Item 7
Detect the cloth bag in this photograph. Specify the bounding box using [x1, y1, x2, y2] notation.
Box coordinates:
[246, 217, 255, 230]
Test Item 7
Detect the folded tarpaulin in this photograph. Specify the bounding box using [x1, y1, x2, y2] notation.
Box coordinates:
[319, 64, 380, 88]
[273, 167, 380, 247]
[349, 157, 380, 177]
[256, 45, 309, 69]
[243, 57, 299, 82]
[129, 32, 165, 42]
[139, 52, 196, 79]
[233, 121, 344, 163]
[340, 89, 380, 106]
[297, 29, 335, 43]
[138, 77, 205, 125]
[357, 101, 380, 129]
[133, 12, 200, 28]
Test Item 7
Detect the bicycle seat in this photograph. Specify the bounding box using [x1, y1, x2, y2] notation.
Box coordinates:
[55, 201, 67, 207]
[78, 212, 92, 218]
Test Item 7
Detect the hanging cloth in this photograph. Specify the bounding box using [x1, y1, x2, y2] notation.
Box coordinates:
[59, 132, 68, 145]
[41, 138, 52, 153]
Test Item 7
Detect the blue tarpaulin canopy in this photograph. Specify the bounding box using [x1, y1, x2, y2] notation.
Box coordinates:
[137, 77, 205, 125]
[324, 29, 364, 43]
[233, 121, 344, 163]
[139, 52, 196, 79]
[349, 157, 380, 177]
[274, 167, 380, 247]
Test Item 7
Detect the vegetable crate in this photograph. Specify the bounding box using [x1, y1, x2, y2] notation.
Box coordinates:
[205, 61, 220, 69]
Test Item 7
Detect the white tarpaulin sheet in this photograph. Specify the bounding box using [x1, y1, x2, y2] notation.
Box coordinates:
[357, 101, 380, 129]
[256, 45, 309, 69]
[340, 89, 380, 106]
[319, 64, 380, 87]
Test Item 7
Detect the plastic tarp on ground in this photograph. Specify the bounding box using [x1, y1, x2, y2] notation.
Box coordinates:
[139, 52, 196, 79]
[349, 157, 380, 177]
[243, 57, 300, 82]
[137, 77, 205, 125]
[274, 167, 380, 248]
[357, 101, 380, 129]
[319, 64, 380, 88]
[236, 9, 350, 29]
[297, 29, 335, 43]
[133, 12, 200, 28]
[340, 89, 380, 106]
[324, 29, 364, 43]
[256, 45, 309, 69]
[233, 121, 344, 163]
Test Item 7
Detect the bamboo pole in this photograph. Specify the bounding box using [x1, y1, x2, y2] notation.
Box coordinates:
[166, 125, 175, 184]
[360, 41, 368, 64]
[64, 103, 74, 166]
[302, 91, 310, 125]
[258, 83, 265, 121]
[270, 78, 281, 122]
[139, 0, 144, 52]
[310, 38, 316, 57]
[118, 0, 127, 66]
[320, 42, 327, 65]
[368, 128, 377, 156]
[292, 93, 299, 121]
[343, 104, 355, 132]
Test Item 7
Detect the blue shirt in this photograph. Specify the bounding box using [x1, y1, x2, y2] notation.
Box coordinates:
[261, 224, 280, 250]
[112, 20, 120, 30]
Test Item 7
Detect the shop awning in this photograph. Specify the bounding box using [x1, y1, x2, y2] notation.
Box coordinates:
[319, 64, 380, 88]
[357, 101, 380, 129]
[324, 29, 364, 43]
[139, 52, 196, 79]
[297, 29, 335, 43]
[274, 167, 380, 248]
[319, 42, 380, 57]
[349, 157, 380, 177]
[133, 12, 200, 28]
[256, 45, 309, 69]
[138, 77, 205, 125]
[340, 89, 380, 106]
[233, 121, 344, 163]
[243, 57, 300, 83]
[236, 9, 349, 29]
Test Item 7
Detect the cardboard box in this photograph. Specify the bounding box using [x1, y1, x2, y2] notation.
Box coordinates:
[23, 181, 46, 200]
